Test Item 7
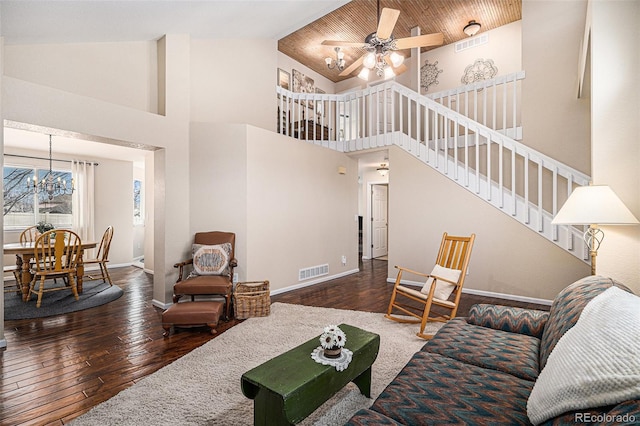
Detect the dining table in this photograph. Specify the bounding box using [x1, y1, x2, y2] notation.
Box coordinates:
[4, 240, 98, 302]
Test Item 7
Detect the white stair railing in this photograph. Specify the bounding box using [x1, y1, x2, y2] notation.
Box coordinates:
[276, 78, 590, 263]
[426, 71, 526, 140]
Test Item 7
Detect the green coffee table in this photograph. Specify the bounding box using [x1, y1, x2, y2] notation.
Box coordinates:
[241, 323, 380, 425]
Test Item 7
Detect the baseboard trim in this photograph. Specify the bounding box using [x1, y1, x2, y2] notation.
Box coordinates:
[152, 299, 170, 310]
[386, 278, 553, 306]
[271, 269, 360, 296]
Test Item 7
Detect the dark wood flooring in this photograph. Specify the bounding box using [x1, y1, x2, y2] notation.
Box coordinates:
[1, 259, 549, 426]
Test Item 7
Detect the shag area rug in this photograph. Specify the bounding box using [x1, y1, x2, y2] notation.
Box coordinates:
[72, 302, 443, 425]
[4, 280, 123, 320]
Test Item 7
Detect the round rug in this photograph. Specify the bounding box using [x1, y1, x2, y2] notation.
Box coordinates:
[4, 280, 123, 320]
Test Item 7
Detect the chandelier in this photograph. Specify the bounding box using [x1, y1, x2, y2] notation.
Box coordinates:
[358, 33, 404, 81]
[26, 135, 75, 201]
[325, 47, 346, 71]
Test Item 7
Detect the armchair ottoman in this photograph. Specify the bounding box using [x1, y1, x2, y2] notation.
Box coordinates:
[162, 300, 224, 337]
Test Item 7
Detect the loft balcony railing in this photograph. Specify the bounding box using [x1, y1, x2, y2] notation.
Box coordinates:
[275, 72, 591, 262]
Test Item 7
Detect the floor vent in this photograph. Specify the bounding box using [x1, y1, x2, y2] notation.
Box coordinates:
[299, 264, 329, 281]
[455, 33, 489, 53]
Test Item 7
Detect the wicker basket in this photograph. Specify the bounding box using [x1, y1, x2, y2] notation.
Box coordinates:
[233, 280, 270, 319]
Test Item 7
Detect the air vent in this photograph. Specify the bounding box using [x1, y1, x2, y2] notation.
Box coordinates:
[455, 33, 489, 53]
[299, 264, 329, 281]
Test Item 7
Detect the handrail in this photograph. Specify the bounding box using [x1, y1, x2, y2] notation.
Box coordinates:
[276, 78, 591, 261]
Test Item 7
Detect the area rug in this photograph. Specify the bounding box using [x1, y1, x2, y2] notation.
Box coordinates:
[4, 280, 123, 320]
[71, 302, 443, 425]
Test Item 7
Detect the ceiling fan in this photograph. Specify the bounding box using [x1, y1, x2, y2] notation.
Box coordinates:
[322, 2, 444, 80]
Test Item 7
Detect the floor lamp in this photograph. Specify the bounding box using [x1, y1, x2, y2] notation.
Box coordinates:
[552, 185, 639, 275]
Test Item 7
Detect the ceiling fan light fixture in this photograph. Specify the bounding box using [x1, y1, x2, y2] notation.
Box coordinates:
[363, 52, 376, 69]
[384, 66, 395, 80]
[463, 20, 481, 37]
[358, 67, 370, 80]
[389, 51, 404, 67]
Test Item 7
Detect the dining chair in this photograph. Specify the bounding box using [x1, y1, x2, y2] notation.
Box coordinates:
[83, 226, 114, 286]
[6, 225, 43, 288]
[20, 225, 40, 243]
[29, 229, 82, 308]
[385, 232, 476, 339]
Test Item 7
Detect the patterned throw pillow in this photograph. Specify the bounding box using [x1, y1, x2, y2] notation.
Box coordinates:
[420, 264, 461, 300]
[191, 243, 231, 276]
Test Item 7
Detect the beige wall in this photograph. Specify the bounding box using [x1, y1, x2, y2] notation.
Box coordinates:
[1, 36, 5, 347]
[358, 160, 389, 260]
[521, 0, 591, 175]
[2, 34, 192, 307]
[416, 21, 522, 95]
[277, 51, 336, 95]
[191, 39, 277, 130]
[246, 125, 358, 290]
[590, 0, 640, 292]
[388, 146, 590, 301]
[189, 122, 358, 292]
[189, 122, 249, 280]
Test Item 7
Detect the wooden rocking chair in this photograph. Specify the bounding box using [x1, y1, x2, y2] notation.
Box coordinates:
[385, 232, 476, 339]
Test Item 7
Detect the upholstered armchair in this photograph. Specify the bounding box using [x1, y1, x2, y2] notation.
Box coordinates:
[173, 231, 237, 319]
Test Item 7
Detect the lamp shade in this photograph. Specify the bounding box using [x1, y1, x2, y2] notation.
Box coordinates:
[551, 185, 639, 225]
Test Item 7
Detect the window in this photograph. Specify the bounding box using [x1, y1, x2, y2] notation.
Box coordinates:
[133, 179, 143, 225]
[3, 165, 73, 229]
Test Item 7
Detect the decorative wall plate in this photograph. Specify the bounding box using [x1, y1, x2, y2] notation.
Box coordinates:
[420, 60, 443, 93]
[461, 58, 498, 85]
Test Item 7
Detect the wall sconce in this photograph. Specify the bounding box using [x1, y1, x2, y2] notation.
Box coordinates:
[463, 20, 481, 37]
[337, 166, 347, 175]
[325, 47, 345, 71]
[377, 164, 389, 176]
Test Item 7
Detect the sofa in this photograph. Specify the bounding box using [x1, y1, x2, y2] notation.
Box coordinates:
[346, 275, 640, 425]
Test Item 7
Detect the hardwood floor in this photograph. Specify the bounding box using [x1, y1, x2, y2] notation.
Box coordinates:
[1, 260, 549, 425]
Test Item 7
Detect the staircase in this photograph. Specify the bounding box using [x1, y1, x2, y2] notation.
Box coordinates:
[276, 73, 590, 263]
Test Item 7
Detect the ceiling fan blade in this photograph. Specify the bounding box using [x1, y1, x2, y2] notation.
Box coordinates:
[322, 40, 366, 48]
[394, 33, 444, 50]
[376, 8, 400, 40]
[339, 54, 365, 77]
[392, 63, 408, 76]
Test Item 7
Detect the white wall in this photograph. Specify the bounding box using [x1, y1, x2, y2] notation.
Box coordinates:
[4, 41, 158, 113]
[590, 0, 640, 292]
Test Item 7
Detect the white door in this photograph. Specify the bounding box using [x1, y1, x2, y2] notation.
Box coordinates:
[371, 184, 388, 258]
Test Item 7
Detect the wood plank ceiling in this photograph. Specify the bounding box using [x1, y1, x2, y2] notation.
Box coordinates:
[278, 0, 522, 83]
